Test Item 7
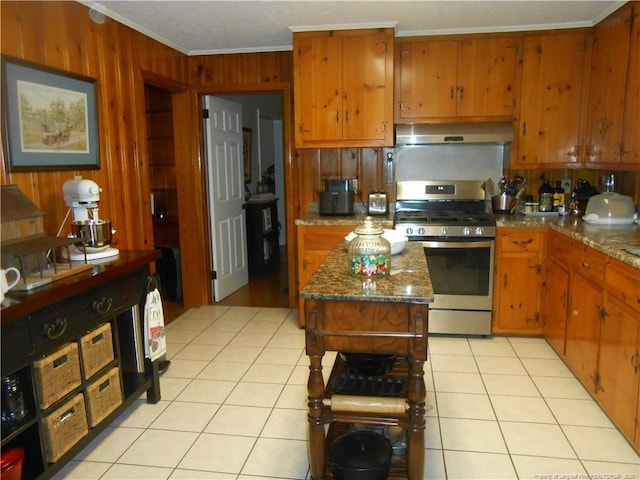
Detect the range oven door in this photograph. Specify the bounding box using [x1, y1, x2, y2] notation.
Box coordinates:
[420, 239, 494, 311]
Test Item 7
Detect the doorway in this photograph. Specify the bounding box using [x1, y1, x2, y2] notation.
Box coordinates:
[213, 93, 288, 308]
[144, 83, 186, 323]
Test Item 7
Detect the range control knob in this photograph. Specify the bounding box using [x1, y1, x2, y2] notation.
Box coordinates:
[440, 226, 448, 236]
[406, 227, 413, 235]
[418, 227, 425, 235]
[463, 227, 471, 236]
[475, 227, 484, 236]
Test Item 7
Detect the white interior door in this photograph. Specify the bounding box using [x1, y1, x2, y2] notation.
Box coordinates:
[203, 96, 248, 301]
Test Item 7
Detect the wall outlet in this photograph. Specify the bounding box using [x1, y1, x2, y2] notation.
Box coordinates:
[561, 177, 572, 194]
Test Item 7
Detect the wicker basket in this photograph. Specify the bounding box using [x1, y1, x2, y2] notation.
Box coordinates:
[80, 323, 114, 380]
[85, 367, 123, 427]
[41, 393, 88, 463]
[33, 343, 82, 410]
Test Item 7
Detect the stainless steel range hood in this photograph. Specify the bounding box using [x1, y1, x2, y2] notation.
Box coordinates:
[395, 122, 513, 145]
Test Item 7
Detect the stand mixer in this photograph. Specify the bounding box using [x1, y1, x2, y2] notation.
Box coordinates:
[61, 178, 119, 261]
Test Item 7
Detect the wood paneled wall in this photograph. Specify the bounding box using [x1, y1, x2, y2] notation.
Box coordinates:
[2, 1, 638, 309]
[0, 1, 300, 307]
[296, 147, 396, 216]
[0, 1, 203, 302]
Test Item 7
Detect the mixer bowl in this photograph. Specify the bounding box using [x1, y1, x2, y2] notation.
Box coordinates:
[71, 219, 113, 248]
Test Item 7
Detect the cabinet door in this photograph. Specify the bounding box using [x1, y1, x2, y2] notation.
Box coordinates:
[517, 32, 589, 166]
[585, 3, 633, 165]
[342, 31, 392, 142]
[543, 260, 569, 355]
[456, 37, 520, 118]
[297, 225, 355, 325]
[294, 34, 343, 143]
[566, 273, 602, 391]
[621, 2, 640, 165]
[597, 296, 640, 444]
[396, 40, 458, 119]
[495, 254, 542, 331]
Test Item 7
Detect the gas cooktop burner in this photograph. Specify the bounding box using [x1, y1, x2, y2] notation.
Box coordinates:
[393, 180, 496, 238]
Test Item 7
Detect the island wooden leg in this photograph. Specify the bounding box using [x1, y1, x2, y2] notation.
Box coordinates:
[307, 353, 326, 480]
[406, 356, 426, 480]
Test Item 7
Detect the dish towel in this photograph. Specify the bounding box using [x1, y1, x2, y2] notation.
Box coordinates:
[144, 288, 167, 362]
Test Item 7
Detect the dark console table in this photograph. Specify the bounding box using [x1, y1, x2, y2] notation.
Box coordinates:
[1, 250, 161, 479]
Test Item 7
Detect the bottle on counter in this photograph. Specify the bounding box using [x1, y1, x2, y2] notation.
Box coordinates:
[1, 374, 26, 427]
[524, 195, 535, 213]
[347, 216, 391, 277]
[538, 179, 554, 212]
[553, 180, 566, 212]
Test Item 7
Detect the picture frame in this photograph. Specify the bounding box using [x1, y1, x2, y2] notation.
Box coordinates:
[242, 127, 252, 183]
[1, 56, 100, 172]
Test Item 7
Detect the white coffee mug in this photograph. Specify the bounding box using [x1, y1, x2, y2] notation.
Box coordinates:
[0, 268, 21, 305]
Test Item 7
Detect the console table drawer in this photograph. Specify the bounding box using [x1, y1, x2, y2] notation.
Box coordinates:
[29, 273, 141, 351]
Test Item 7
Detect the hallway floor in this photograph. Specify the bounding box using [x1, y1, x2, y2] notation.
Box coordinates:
[53, 305, 639, 479]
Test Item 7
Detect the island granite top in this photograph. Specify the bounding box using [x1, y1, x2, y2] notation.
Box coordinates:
[300, 241, 434, 304]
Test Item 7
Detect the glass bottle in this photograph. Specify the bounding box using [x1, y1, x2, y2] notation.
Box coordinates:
[347, 216, 391, 277]
[1, 375, 26, 427]
[538, 179, 554, 212]
[553, 180, 565, 211]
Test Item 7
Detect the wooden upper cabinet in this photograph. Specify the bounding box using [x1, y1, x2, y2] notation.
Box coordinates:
[395, 36, 521, 122]
[293, 28, 394, 148]
[621, 3, 640, 166]
[515, 31, 591, 167]
[585, 2, 635, 167]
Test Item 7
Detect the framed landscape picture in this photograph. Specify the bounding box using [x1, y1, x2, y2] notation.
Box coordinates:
[1, 56, 100, 172]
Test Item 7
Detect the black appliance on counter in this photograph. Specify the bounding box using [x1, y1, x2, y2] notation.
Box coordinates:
[319, 178, 355, 216]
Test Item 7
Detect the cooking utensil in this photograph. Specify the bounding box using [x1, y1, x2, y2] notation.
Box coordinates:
[339, 352, 396, 376]
[71, 219, 113, 247]
[329, 431, 392, 480]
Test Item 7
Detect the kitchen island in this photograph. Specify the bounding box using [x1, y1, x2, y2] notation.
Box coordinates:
[301, 241, 434, 479]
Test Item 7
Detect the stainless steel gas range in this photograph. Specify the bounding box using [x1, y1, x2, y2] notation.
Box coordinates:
[394, 180, 495, 336]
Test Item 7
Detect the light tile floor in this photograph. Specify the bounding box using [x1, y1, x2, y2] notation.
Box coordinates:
[54, 306, 640, 479]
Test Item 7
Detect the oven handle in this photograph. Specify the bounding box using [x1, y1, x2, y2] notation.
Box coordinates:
[420, 240, 493, 249]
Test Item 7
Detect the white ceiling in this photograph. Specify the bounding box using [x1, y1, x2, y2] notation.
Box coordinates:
[81, 0, 625, 56]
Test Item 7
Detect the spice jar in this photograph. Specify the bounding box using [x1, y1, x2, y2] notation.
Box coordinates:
[347, 216, 391, 277]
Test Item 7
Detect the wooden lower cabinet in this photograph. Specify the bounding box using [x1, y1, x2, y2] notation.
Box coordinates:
[597, 261, 640, 450]
[566, 271, 602, 391]
[493, 228, 545, 334]
[541, 232, 640, 452]
[296, 224, 355, 325]
[543, 230, 572, 354]
[544, 259, 570, 355]
[565, 243, 606, 392]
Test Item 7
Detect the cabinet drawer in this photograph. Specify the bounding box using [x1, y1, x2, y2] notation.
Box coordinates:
[500, 231, 542, 252]
[301, 226, 354, 251]
[548, 232, 571, 269]
[605, 261, 640, 314]
[29, 273, 141, 352]
[571, 244, 606, 284]
[1, 318, 34, 376]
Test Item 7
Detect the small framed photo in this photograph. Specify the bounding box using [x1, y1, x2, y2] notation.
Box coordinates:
[243, 127, 252, 183]
[1, 56, 100, 172]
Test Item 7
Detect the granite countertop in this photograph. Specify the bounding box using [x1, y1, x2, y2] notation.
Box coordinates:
[495, 213, 640, 270]
[296, 211, 640, 271]
[300, 242, 434, 304]
[295, 211, 394, 227]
